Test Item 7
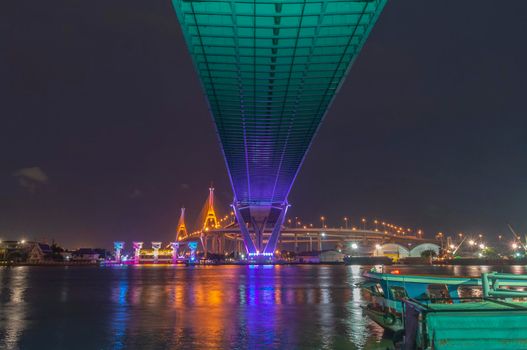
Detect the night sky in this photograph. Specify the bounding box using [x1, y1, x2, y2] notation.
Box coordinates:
[2, 1, 527, 248]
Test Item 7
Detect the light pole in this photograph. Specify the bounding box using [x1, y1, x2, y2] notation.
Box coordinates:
[361, 218, 366, 230]
[320, 216, 326, 229]
[344, 217, 348, 230]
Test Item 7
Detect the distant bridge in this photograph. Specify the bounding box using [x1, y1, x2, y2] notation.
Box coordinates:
[194, 226, 437, 254]
[176, 187, 438, 255]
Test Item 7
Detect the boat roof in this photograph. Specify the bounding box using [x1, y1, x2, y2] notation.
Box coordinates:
[364, 272, 527, 287]
[364, 271, 480, 285]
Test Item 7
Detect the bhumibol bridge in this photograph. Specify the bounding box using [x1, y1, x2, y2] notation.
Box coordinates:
[175, 187, 437, 257]
[171, 0, 388, 257]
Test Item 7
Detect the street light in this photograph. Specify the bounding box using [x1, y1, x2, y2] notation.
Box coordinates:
[320, 216, 326, 228]
[361, 218, 366, 230]
[512, 243, 518, 250]
[479, 243, 486, 250]
[351, 243, 358, 250]
[468, 240, 475, 246]
[344, 217, 348, 229]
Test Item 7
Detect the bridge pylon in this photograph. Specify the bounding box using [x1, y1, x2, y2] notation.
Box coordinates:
[176, 207, 188, 241]
[201, 187, 220, 254]
[203, 187, 219, 230]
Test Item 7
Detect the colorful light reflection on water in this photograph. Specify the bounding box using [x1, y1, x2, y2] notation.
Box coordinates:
[0, 265, 524, 349]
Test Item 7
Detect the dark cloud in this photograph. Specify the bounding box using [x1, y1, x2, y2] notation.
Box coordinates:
[12, 167, 49, 193]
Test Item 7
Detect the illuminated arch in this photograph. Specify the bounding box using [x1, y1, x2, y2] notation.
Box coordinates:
[410, 243, 440, 257]
[376, 243, 410, 260]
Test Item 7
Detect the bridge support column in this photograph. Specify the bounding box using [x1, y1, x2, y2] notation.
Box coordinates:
[220, 234, 225, 255]
[232, 204, 257, 254]
[200, 233, 208, 258]
[114, 241, 124, 263]
[232, 202, 289, 257]
[152, 242, 161, 264]
[133, 242, 143, 264]
[263, 203, 289, 255]
[294, 233, 298, 253]
[211, 236, 217, 254]
[170, 242, 179, 263]
[317, 235, 322, 251]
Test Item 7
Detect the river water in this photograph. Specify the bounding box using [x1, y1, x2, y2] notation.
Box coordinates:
[0, 264, 525, 350]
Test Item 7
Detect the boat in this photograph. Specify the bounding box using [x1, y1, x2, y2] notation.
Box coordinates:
[360, 269, 527, 334]
[402, 272, 527, 349]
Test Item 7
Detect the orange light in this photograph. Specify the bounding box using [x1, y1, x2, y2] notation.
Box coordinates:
[391, 270, 400, 275]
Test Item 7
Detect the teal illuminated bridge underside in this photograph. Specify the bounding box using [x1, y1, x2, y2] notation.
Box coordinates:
[172, 0, 387, 254]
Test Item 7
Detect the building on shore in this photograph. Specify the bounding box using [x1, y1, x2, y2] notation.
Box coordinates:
[27, 243, 53, 264]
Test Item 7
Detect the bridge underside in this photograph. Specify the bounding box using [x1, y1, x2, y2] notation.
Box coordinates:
[172, 0, 387, 255]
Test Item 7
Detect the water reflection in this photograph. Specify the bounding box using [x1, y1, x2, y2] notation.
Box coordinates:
[110, 271, 129, 349]
[0, 267, 29, 350]
[0, 264, 525, 349]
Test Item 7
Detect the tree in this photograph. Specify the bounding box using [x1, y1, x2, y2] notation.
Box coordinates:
[421, 249, 437, 259]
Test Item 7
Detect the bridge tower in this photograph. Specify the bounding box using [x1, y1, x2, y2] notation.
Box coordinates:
[176, 207, 188, 241]
[201, 187, 221, 254]
[203, 187, 219, 230]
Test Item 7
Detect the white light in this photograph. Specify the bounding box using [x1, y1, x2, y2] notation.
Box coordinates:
[479, 243, 485, 250]
[20, 240, 26, 244]
[512, 243, 518, 250]
[449, 244, 455, 249]
[375, 244, 382, 249]
[468, 240, 475, 246]
[321, 232, 326, 237]
[351, 243, 358, 250]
